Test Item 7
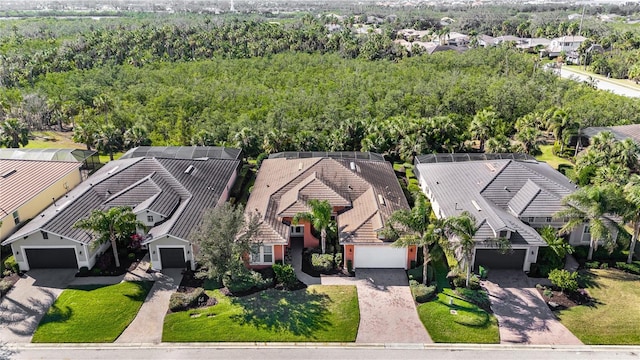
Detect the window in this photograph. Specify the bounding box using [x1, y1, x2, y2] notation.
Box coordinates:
[499, 230, 508, 238]
[546, 217, 553, 223]
[584, 226, 590, 234]
[41, 231, 48, 240]
[290, 225, 304, 236]
[147, 215, 154, 223]
[12, 211, 19, 225]
[251, 245, 273, 264]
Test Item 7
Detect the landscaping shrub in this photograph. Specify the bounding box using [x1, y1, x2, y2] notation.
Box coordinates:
[223, 270, 272, 293]
[169, 287, 207, 312]
[456, 288, 491, 310]
[543, 289, 554, 298]
[599, 262, 609, 269]
[614, 262, 640, 275]
[78, 266, 90, 276]
[478, 266, 488, 279]
[529, 246, 564, 277]
[128, 253, 135, 260]
[585, 261, 600, 269]
[0, 278, 13, 295]
[346, 259, 353, 274]
[410, 282, 437, 303]
[452, 275, 466, 288]
[548, 269, 579, 293]
[311, 253, 335, 272]
[469, 275, 481, 290]
[3, 255, 18, 274]
[272, 263, 298, 289]
[407, 264, 426, 284]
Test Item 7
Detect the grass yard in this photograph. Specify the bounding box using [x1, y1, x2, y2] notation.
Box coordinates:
[556, 269, 640, 345]
[32, 281, 153, 343]
[536, 145, 574, 170]
[163, 285, 359, 342]
[416, 261, 499, 343]
[26, 131, 84, 149]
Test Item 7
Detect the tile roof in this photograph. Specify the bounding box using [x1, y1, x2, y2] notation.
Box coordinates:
[3, 156, 239, 246]
[121, 146, 242, 161]
[246, 155, 409, 245]
[0, 159, 81, 216]
[416, 158, 578, 247]
[583, 124, 640, 144]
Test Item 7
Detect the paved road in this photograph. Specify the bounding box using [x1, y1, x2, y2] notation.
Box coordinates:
[0, 269, 76, 343]
[321, 269, 432, 344]
[5, 344, 640, 360]
[559, 67, 640, 98]
[483, 270, 582, 345]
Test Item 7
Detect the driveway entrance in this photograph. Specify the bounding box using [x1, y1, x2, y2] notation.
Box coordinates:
[483, 270, 582, 345]
[0, 269, 75, 343]
[322, 269, 432, 343]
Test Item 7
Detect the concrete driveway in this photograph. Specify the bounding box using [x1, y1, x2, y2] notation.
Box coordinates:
[0, 269, 75, 343]
[116, 269, 183, 344]
[322, 269, 432, 344]
[482, 270, 582, 345]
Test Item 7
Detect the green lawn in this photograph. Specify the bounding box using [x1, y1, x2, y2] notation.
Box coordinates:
[32, 281, 153, 343]
[536, 145, 574, 170]
[416, 261, 499, 343]
[163, 285, 359, 342]
[26, 131, 84, 149]
[557, 269, 640, 345]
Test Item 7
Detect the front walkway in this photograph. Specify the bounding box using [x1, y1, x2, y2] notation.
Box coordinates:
[0, 269, 76, 343]
[116, 268, 183, 343]
[483, 270, 582, 345]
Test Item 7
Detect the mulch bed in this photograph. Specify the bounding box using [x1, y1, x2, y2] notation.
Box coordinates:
[75, 249, 146, 277]
[537, 287, 593, 310]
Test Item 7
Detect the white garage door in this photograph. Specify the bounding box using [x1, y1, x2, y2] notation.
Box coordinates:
[355, 245, 407, 269]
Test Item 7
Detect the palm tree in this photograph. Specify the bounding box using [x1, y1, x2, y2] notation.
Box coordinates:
[0, 118, 29, 148]
[292, 199, 333, 254]
[539, 226, 573, 259]
[556, 185, 617, 260]
[469, 108, 497, 152]
[73, 206, 143, 268]
[95, 124, 122, 161]
[621, 176, 640, 263]
[444, 211, 478, 287]
[72, 120, 97, 150]
[384, 194, 447, 284]
[546, 108, 578, 154]
[123, 125, 151, 149]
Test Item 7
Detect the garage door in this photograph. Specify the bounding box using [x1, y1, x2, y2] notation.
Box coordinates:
[355, 245, 407, 269]
[160, 248, 186, 268]
[474, 249, 526, 270]
[26, 248, 77, 269]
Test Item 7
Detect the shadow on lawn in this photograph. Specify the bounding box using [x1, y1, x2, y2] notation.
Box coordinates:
[231, 289, 332, 337]
[123, 281, 154, 302]
[436, 294, 492, 328]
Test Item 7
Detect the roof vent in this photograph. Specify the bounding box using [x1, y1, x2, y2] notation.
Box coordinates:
[350, 162, 356, 171]
[471, 200, 482, 211]
[378, 194, 386, 206]
[184, 165, 195, 174]
[298, 162, 303, 171]
[107, 166, 119, 175]
[484, 163, 496, 172]
[1, 169, 16, 178]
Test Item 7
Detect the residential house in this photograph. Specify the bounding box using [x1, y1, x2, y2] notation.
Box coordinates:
[245, 152, 415, 270]
[583, 124, 640, 145]
[545, 35, 587, 58]
[0, 155, 84, 243]
[2, 146, 241, 271]
[414, 153, 596, 272]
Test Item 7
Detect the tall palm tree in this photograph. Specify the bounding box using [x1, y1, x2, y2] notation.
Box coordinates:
[384, 194, 447, 284]
[445, 211, 478, 287]
[556, 185, 617, 260]
[73, 120, 98, 150]
[73, 206, 143, 268]
[0, 118, 29, 148]
[621, 176, 640, 263]
[469, 108, 498, 152]
[293, 199, 333, 254]
[123, 124, 151, 149]
[546, 108, 578, 154]
[539, 225, 573, 259]
[95, 124, 122, 161]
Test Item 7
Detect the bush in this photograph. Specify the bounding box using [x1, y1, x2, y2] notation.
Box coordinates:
[169, 287, 207, 312]
[599, 262, 609, 269]
[452, 275, 466, 288]
[469, 275, 481, 290]
[0, 278, 13, 295]
[311, 253, 335, 272]
[272, 263, 298, 288]
[543, 289, 554, 298]
[78, 266, 90, 276]
[585, 261, 600, 269]
[478, 266, 488, 279]
[407, 264, 426, 284]
[256, 153, 268, 167]
[223, 270, 272, 293]
[548, 269, 579, 293]
[128, 253, 135, 260]
[3, 255, 18, 274]
[410, 283, 437, 303]
[346, 259, 353, 274]
[615, 261, 640, 275]
[456, 288, 490, 309]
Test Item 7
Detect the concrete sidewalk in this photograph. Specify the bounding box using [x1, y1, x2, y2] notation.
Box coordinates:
[116, 269, 183, 344]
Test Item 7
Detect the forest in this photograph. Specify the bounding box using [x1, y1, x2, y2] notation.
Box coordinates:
[0, 8, 639, 163]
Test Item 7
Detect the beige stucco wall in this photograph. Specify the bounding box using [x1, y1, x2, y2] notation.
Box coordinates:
[0, 169, 81, 242]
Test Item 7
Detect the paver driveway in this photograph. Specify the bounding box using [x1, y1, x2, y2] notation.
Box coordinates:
[483, 270, 582, 345]
[322, 269, 432, 344]
[0, 269, 75, 343]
